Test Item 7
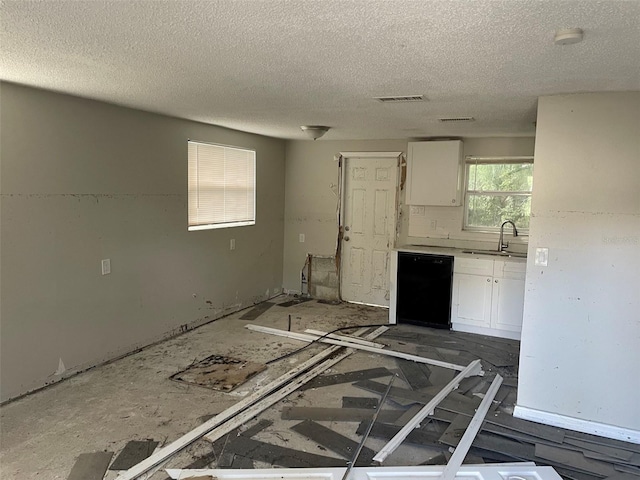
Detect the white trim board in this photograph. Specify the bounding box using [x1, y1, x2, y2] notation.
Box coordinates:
[451, 322, 521, 341]
[373, 359, 483, 462]
[166, 464, 562, 480]
[514, 405, 640, 445]
[247, 324, 468, 371]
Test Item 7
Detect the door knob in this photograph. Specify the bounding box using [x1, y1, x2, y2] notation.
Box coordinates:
[345, 226, 350, 231]
[344, 236, 350, 241]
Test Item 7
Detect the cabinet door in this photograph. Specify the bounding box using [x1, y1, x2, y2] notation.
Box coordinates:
[452, 273, 492, 327]
[407, 141, 463, 206]
[491, 277, 525, 332]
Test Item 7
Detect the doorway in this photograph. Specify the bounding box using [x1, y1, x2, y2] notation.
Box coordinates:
[339, 152, 402, 307]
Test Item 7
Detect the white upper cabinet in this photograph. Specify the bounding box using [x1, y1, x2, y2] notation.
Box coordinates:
[406, 140, 463, 206]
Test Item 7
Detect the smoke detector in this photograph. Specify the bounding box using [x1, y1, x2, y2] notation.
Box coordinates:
[301, 125, 330, 140]
[554, 28, 584, 45]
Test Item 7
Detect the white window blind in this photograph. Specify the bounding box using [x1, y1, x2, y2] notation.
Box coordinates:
[188, 141, 256, 231]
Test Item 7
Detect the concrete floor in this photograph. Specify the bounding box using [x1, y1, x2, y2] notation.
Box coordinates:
[3, 297, 635, 480]
[1, 298, 396, 479]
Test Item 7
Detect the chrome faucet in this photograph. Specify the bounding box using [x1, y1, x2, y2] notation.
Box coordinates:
[499, 220, 518, 252]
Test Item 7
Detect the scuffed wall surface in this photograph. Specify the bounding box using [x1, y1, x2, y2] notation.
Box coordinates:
[518, 92, 640, 431]
[0, 83, 285, 401]
[282, 140, 407, 293]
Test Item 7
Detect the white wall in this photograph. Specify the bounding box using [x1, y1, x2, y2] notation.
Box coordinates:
[517, 92, 640, 439]
[283, 137, 535, 292]
[405, 137, 535, 250]
[0, 83, 286, 401]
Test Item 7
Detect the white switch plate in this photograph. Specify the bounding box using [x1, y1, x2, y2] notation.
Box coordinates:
[534, 247, 549, 266]
[101, 259, 111, 275]
[230, 239, 236, 250]
[299, 234, 305, 243]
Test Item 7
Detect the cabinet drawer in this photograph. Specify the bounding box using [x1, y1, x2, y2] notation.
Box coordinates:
[454, 257, 494, 276]
[494, 259, 526, 280]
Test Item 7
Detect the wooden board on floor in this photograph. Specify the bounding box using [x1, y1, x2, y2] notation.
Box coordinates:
[67, 452, 113, 480]
[282, 406, 402, 423]
[438, 414, 472, 448]
[291, 420, 375, 465]
[356, 421, 446, 451]
[342, 396, 379, 409]
[239, 302, 276, 320]
[109, 440, 159, 470]
[300, 367, 393, 391]
[396, 360, 432, 389]
[535, 443, 618, 477]
[220, 436, 345, 468]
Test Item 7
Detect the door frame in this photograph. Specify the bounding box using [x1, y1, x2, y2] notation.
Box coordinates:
[336, 151, 404, 305]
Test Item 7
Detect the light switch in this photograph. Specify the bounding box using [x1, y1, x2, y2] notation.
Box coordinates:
[534, 247, 549, 266]
[299, 234, 305, 243]
[230, 239, 236, 250]
[101, 259, 111, 275]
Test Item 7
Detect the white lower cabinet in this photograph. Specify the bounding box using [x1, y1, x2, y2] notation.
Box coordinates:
[452, 257, 526, 340]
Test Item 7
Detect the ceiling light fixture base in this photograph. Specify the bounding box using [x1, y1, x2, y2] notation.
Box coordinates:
[301, 125, 330, 140]
[554, 28, 584, 45]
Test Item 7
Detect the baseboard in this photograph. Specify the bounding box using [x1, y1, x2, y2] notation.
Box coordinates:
[451, 323, 521, 341]
[514, 405, 640, 444]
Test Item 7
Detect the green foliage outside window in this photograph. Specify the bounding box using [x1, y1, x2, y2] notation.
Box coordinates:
[465, 162, 533, 231]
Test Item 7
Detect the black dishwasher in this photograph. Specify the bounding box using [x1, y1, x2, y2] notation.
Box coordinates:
[396, 252, 454, 329]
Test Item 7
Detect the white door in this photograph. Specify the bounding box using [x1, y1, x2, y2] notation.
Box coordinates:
[341, 155, 398, 306]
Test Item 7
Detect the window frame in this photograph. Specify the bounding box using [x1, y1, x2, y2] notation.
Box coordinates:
[462, 156, 533, 234]
[188, 140, 256, 231]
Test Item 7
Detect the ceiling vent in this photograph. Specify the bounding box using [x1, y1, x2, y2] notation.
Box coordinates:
[374, 95, 426, 103]
[438, 116, 475, 123]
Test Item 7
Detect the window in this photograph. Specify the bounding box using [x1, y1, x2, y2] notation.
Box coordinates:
[188, 141, 256, 231]
[463, 157, 533, 232]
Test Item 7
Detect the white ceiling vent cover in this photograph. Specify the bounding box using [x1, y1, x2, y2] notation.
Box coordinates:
[438, 117, 475, 123]
[375, 95, 426, 103]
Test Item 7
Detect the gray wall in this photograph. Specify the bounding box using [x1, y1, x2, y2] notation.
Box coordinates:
[0, 83, 285, 401]
[518, 92, 640, 433]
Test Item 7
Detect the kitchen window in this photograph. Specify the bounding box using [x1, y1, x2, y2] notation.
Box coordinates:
[463, 156, 533, 232]
[188, 140, 256, 231]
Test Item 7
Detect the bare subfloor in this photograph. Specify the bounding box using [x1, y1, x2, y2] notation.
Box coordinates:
[1, 297, 637, 480]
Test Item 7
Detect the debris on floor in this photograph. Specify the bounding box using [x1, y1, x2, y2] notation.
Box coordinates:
[66, 451, 113, 480]
[170, 354, 267, 392]
[36, 299, 638, 480]
[239, 301, 276, 320]
[109, 439, 159, 470]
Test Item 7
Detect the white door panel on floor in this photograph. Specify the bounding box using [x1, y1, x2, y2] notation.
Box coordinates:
[341, 156, 397, 307]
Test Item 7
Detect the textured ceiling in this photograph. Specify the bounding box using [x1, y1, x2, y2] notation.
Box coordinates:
[1, 1, 639, 140]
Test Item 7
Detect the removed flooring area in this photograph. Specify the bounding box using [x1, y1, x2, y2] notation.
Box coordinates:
[0, 297, 638, 480]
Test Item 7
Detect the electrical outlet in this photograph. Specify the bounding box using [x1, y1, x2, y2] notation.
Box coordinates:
[101, 259, 111, 275]
[534, 247, 549, 266]
[299, 234, 305, 243]
[230, 239, 236, 250]
[430, 220, 437, 230]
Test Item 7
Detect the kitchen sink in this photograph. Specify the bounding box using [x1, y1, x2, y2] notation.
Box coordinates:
[461, 250, 527, 258]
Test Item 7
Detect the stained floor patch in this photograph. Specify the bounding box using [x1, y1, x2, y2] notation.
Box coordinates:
[170, 354, 267, 392]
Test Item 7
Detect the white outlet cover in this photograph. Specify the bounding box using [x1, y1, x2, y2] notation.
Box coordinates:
[534, 247, 549, 266]
[299, 234, 305, 243]
[101, 259, 111, 275]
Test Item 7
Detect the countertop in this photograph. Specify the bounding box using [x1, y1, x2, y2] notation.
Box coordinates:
[395, 244, 527, 263]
